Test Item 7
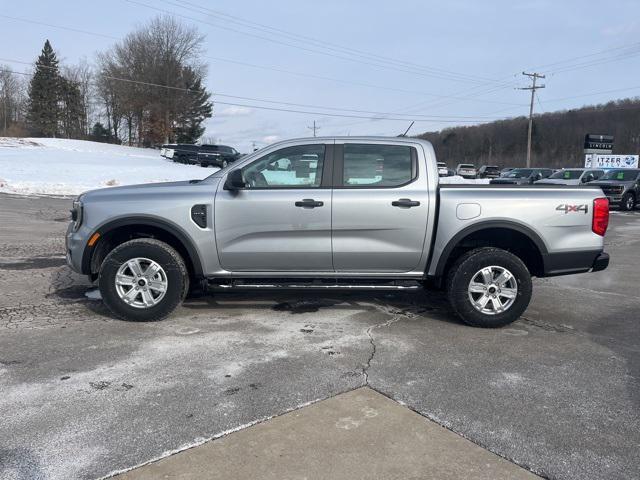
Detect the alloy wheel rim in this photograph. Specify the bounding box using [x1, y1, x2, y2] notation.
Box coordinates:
[627, 196, 634, 209]
[467, 265, 518, 315]
[115, 257, 168, 309]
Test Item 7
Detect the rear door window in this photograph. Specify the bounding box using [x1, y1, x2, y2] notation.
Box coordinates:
[341, 144, 416, 187]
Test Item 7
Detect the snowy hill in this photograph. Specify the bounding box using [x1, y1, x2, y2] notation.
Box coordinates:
[0, 137, 215, 196]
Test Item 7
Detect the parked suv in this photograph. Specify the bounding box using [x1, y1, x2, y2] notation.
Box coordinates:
[477, 165, 501, 179]
[456, 163, 477, 179]
[197, 145, 241, 168]
[171, 144, 201, 164]
[491, 168, 552, 185]
[535, 168, 604, 186]
[588, 168, 640, 210]
[437, 162, 449, 177]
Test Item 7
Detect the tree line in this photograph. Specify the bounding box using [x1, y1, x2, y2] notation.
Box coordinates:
[0, 15, 212, 146]
[417, 98, 640, 168]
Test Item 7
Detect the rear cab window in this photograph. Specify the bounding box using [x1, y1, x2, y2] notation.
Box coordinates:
[340, 144, 417, 188]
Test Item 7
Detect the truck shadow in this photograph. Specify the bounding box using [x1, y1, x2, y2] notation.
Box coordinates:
[181, 289, 463, 326]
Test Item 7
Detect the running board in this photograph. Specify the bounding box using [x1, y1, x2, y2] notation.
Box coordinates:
[207, 279, 422, 291]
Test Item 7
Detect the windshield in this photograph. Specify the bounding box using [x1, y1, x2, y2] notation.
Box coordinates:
[601, 169, 640, 181]
[549, 169, 583, 180]
[504, 168, 532, 178]
[484, 166, 499, 172]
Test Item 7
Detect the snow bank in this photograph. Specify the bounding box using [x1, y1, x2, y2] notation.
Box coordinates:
[438, 175, 491, 184]
[0, 137, 216, 196]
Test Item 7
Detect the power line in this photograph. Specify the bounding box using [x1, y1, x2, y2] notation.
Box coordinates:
[126, 0, 496, 85]
[162, 0, 501, 84]
[0, 58, 506, 120]
[0, 67, 502, 123]
[0, 15, 526, 108]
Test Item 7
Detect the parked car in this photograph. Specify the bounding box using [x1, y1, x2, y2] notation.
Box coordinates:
[197, 145, 241, 168]
[456, 163, 477, 179]
[66, 136, 609, 329]
[588, 168, 640, 211]
[170, 144, 201, 164]
[477, 165, 501, 179]
[500, 167, 515, 175]
[535, 168, 604, 186]
[437, 162, 449, 177]
[490, 168, 553, 185]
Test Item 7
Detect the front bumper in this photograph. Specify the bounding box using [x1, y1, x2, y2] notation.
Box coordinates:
[65, 223, 90, 274]
[604, 195, 623, 205]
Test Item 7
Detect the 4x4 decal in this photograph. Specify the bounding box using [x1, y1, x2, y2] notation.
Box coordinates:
[556, 204, 589, 214]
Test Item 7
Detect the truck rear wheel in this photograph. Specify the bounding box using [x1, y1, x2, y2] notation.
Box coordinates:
[98, 238, 189, 322]
[446, 247, 532, 328]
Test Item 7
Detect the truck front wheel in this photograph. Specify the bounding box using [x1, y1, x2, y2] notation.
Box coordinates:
[98, 238, 189, 322]
[446, 247, 532, 328]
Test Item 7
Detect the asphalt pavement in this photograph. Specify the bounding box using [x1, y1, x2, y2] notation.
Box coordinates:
[0, 193, 638, 480]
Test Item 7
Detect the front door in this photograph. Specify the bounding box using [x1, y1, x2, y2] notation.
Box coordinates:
[215, 143, 333, 272]
[331, 142, 429, 273]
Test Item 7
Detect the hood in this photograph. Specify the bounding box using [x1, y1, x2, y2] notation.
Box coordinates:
[81, 178, 220, 201]
[535, 178, 580, 185]
[588, 180, 635, 186]
[491, 178, 529, 184]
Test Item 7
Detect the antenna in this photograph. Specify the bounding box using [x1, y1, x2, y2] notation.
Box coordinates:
[399, 121, 415, 137]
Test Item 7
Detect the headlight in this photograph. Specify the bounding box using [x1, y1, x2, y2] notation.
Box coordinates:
[71, 197, 83, 231]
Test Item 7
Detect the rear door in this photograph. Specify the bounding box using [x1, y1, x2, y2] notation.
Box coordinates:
[214, 142, 333, 272]
[331, 141, 429, 272]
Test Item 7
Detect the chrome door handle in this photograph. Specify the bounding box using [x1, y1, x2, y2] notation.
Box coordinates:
[295, 199, 324, 208]
[392, 198, 420, 208]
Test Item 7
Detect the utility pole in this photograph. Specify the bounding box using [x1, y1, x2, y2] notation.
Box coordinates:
[307, 120, 320, 137]
[519, 72, 545, 167]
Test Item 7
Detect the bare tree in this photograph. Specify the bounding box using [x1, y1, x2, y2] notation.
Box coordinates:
[62, 58, 94, 135]
[0, 66, 28, 135]
[95, 15, 211, 146]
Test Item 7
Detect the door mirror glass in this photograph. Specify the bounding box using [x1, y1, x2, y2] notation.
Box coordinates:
[224, 169, 246, 190]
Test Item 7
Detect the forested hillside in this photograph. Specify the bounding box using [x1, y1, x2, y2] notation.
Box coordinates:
[417, 98, 640, 168]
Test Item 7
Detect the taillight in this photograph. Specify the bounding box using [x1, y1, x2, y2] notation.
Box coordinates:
[592, 197, 609, 236]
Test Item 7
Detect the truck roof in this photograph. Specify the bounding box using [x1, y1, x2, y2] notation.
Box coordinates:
[275, 136, 434, 147]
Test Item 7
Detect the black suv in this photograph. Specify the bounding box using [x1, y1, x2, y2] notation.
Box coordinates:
[170, 144, 200, 164]
[588, 168, 640, 210]
[478, 165, 501, 179]
[197, 145, 241, 168]
[490, 168, 553, 185]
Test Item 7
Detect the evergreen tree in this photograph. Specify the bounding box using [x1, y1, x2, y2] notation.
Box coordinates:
[174, 67, 212, 143]
[27, 40, 60, 137]
[59, 76, 84, 138]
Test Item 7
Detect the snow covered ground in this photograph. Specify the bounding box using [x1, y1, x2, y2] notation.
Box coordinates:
[439, 175, 491, 184]
[0, 137, 488, 197]
[0, 137, 214, 196]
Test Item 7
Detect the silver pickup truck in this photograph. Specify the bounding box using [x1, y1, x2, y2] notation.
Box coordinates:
[66, 137, 610, 328]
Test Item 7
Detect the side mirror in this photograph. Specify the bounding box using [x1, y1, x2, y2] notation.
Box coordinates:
[224, 169, 246, 190]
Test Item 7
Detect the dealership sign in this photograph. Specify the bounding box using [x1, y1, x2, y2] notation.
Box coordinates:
[584, 134, 614, 154]
[585, 154, 639, 169]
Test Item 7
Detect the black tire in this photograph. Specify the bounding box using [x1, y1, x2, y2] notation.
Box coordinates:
[446, 247, 532, 328]
[98, 238, 189, 322]
[620, 192, 635, 211]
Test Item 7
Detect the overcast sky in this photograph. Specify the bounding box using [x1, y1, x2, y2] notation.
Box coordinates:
[2, 0, 640, 151]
